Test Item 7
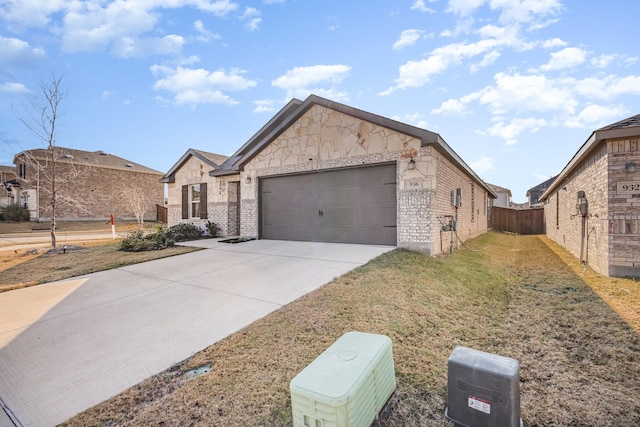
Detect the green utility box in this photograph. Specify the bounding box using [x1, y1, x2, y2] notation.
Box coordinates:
[290, 331, 396, 427]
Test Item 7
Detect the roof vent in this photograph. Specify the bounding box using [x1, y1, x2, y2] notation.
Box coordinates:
[61, 154, 74, 160]
[98, 151, 108, 156]
[125, 163, 134, 168]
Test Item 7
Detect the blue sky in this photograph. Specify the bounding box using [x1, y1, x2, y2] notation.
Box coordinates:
[1, 0, 639, 202]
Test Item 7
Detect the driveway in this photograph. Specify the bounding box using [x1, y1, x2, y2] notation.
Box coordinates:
[0, 239, 393, 427]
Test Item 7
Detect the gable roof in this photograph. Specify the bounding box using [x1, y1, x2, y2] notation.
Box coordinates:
[526, 175, 557, 197]
[210, 94, 497, 198]
[160, 148, 228, 183]
[540, 113, 640, 201]
[486, 183, 512, 197]
[14, 147, 163, 175]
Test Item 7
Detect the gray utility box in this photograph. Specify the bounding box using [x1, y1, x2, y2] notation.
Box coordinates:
[445, 346, 522, 427]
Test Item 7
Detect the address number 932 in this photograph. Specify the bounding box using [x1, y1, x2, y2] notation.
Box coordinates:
[617, 182, 640, 193]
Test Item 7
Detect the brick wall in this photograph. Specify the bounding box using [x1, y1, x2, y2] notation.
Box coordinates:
[23, 158, 163, 222]
[433, 149, 489, 254]
[544, 138, 640, 278]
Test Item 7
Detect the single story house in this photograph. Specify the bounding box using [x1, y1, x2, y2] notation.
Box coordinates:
[540, 114, 640, 278]
[165, 95, 496, 255]
[13, 147, 164, 222]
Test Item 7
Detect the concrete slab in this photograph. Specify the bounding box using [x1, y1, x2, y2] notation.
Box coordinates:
[0, 240, 393, 427]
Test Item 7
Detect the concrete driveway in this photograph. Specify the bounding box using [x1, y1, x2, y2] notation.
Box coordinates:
[0, 239, 393, 427]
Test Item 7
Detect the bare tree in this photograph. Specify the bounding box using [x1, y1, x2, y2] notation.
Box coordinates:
[119, 181, 156, 230]
[17, 74, 70, 248]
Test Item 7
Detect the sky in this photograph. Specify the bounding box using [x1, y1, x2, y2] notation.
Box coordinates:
[1, 0, 639, 203]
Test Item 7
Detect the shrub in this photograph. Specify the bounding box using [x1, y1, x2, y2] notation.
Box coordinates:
[119, 230, 166, 252]
[205, 221, 220, 238]
[167, 223, 204, 242]
[1, 204, 30, 221]
[119, 223, 207, 252]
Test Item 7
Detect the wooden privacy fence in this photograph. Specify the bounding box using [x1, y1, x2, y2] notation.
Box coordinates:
[491, 206, 545, 234]
[157, 204, 168, 223]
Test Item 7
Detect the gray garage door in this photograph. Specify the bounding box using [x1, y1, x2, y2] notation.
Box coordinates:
[260, 164, 397, 245]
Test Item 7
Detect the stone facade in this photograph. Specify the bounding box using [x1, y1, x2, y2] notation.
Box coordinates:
[166, 155, 240, 235]
[166, 97, 493, 253]
[544, 130, 640, 278]
[14, 150, 163, 222]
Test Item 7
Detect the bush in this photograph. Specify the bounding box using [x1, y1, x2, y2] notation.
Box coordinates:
[119, 230, 166, 252]
[1, 204, 30, 221]
[119, 223, 207, 252]
[166, 223, 205, 242]
[205, 221, 220, 238]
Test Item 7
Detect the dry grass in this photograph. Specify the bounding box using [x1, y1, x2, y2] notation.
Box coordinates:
[0, 220, 146, 235]
[62, 231, 640, 427]
[0, 242, 200, 292]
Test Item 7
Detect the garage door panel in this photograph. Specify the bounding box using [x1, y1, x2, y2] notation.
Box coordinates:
[260, 164, 396, 245]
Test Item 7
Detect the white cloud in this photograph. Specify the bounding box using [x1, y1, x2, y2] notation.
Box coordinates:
[564, 104, 628, 129]
[483, 117, 547, 145]
[411, 0, 434, 13]
[542, 38, 567, 48]
[272, 64, 351, 100]
[113, 34, 185, 58]
[253, 99, 277, 113]
[573, 75, 640, 100]
[0, 82, 31, 95]
[241, 7, 262, 31]
[470, 50, 501, 72]
[590, 54, 615, 69]
[432, 97, 474, 115]
[194, 20, 221, 43]
[380, 27, 522, 95]
[475, 72, 578, 115]
[150, 65, 257, 106]
[491, 0, 564, 27]
[392, 29, 424, 50]
[471, 155, 494, 173]
[0, 36, 45, 68]
[540, 47, 588, 71]
[3, 0, 239, 57]
[447, 0, 486, 16]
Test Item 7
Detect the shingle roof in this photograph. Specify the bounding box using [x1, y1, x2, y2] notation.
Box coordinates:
[160, 148, 229, 183]
[540, 113, 640, 201]
[14, 147, 163, 175]
[596, 113, 640, 131]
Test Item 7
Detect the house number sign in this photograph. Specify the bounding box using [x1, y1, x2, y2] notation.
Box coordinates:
[617, 181, 640, 194]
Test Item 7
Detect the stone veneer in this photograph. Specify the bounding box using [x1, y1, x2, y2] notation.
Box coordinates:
[544, 138, 640, 278]
[167, 104, 492, 253]
[237, 105, 490, 254]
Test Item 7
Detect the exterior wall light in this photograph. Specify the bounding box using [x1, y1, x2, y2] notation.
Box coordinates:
[245, 176, 252, 184]
[407, 158, 416, 170]
[625, 162, 637, 173]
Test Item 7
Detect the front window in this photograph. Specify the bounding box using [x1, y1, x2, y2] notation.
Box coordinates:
[190, 184, 200, 218]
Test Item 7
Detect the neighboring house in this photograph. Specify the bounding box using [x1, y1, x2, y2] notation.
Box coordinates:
[160, 148, 229, 231]
[540, 114, 640, 278]
[13, 147, 164, 221]
[486, 183, 512, 208]
[526, 175, 556, 208]
[167, 95, 497, 255]
[0, 165, 18, 207]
